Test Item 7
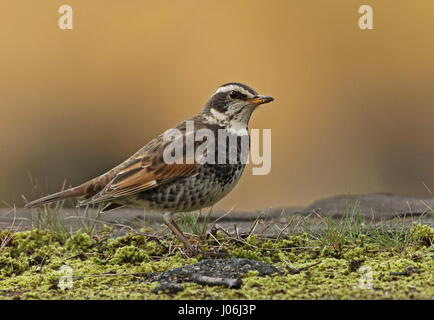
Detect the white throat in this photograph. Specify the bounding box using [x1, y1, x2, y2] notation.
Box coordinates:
[206, 107, 250, 136]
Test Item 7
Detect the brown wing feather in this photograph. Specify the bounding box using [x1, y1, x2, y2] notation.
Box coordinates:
[79, 118, 209, 205]
[82, 146, 199, 204]
[106, 160, 198, 198]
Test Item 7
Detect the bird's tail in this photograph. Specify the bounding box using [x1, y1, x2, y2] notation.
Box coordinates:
[24, 185, 86, 208]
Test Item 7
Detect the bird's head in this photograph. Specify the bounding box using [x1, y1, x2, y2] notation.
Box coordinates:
[201, 82, 274, 132]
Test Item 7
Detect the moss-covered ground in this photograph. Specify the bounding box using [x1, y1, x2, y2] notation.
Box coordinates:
[0, 219, 433, 300]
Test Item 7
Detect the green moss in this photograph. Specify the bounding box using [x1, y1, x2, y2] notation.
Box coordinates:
[65, 232, 95, 251]
[408, 223, 434, 246]
[0, 254, 29, 276]
[0, 226, 432, 300]
[110, 246, 150, 264]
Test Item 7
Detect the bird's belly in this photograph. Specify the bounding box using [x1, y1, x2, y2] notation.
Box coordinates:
[129, 164, 245, 212]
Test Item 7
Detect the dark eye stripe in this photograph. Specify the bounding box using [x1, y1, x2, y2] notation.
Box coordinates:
[229, 91, 247, 100]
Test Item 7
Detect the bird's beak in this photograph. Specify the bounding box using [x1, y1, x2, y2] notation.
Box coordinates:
[246, 95, 274, 105]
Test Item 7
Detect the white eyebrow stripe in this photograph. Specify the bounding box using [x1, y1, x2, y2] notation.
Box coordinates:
[215, 85, 255, 98]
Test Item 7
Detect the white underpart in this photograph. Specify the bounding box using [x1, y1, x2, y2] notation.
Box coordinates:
[228, 123, 249, 136]
[215, 85, 255, 98]
[207, 107, 251, 136]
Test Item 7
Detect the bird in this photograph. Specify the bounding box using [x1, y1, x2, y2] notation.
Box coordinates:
[25, 82, 274, 252]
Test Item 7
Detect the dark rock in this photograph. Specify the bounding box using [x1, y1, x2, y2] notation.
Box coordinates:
[147, 258, 280, 290]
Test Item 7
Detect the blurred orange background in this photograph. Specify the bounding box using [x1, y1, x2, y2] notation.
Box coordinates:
[0, 0, 433, 210]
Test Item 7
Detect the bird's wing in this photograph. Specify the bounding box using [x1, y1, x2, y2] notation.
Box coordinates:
[99, 157, 197, 199]
[82, 124, 203, 204]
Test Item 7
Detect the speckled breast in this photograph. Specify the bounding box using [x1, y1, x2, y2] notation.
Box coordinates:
[135, 128, 249, 212]
[137, 163, 245, 212]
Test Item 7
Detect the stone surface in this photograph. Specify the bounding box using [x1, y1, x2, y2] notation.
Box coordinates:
[301, 193, 434, 218]
[1, 193, 432, 234]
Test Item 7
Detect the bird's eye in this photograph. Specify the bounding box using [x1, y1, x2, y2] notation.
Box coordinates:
[229, 91, 239, 99]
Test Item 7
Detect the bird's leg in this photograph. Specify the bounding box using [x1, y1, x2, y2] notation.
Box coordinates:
[163, 212, 196, 253]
